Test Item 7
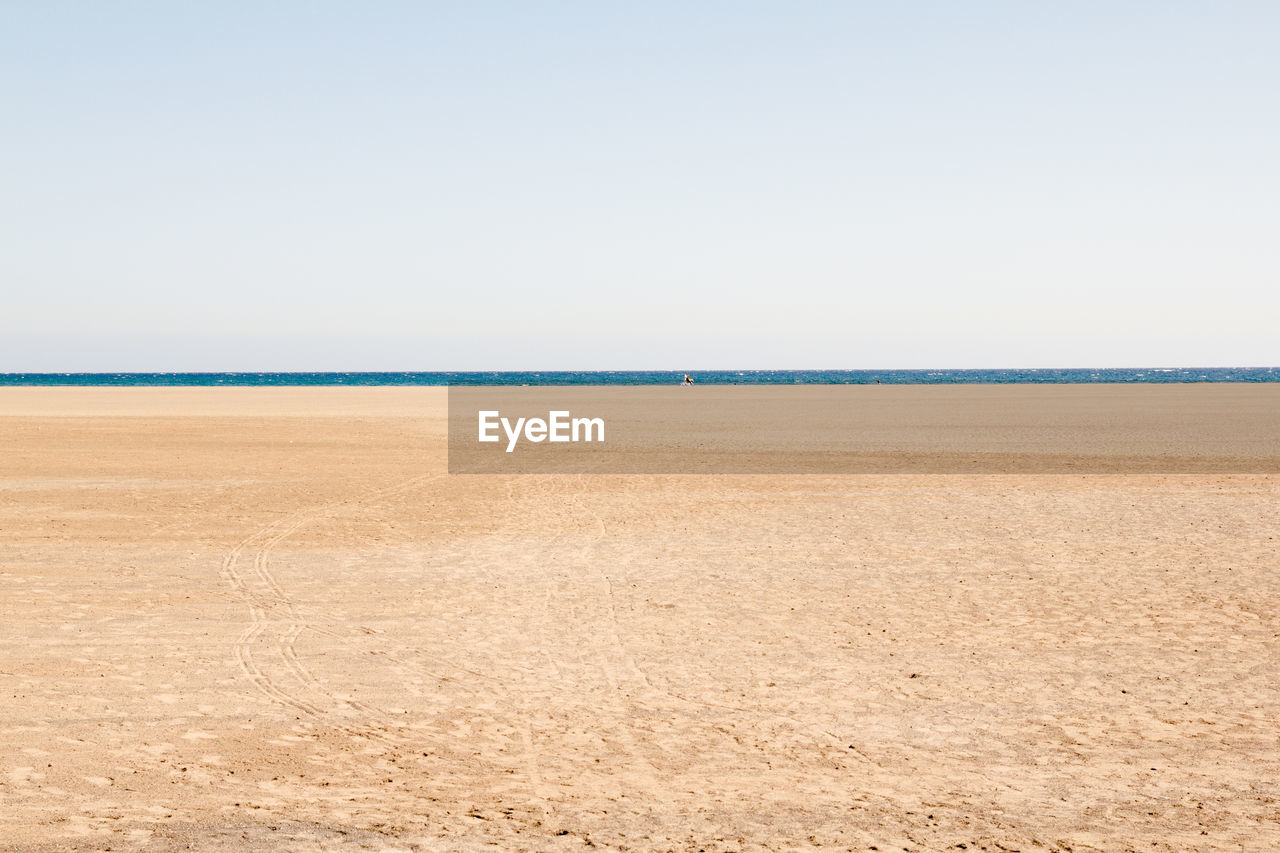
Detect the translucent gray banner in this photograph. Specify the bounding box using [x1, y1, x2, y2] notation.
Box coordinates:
[447, 385, 1280, 474]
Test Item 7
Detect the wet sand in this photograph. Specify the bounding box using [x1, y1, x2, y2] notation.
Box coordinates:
[1, 387, 1277, 851]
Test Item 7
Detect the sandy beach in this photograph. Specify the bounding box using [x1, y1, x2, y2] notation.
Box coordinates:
[1, 387, 1277, 852]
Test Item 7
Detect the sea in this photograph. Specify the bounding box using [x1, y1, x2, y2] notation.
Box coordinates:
[0, 368, 1276, 386]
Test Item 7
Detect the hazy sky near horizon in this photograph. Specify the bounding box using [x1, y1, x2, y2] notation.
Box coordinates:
[3, 2, 1277, 370]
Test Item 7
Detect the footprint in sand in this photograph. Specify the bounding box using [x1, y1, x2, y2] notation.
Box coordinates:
[7, 767, 41, 786]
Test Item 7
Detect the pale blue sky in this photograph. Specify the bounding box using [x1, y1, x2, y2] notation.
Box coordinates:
[3, 2, 1277, 370]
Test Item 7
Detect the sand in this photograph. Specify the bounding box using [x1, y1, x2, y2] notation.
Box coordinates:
[1, 387, 1276, 852]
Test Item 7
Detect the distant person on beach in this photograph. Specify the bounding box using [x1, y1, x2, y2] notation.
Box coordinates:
[682, 374, 694, 386]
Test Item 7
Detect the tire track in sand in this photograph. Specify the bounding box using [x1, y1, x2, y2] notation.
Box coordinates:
[222, 475, 439, 744]
[564, 476, 880, 769]
[552, 476, 671, 798]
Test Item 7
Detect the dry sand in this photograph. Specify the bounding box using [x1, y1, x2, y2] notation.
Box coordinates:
[1, 387, 1277, 852]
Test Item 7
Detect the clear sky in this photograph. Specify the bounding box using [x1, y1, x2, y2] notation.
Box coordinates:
[3, 2, 1277, 370]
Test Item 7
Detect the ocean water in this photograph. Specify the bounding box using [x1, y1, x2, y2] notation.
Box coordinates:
[0, 368, 1276, 386]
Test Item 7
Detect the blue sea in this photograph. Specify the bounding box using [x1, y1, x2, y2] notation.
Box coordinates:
[0, 368, 1276, 386]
